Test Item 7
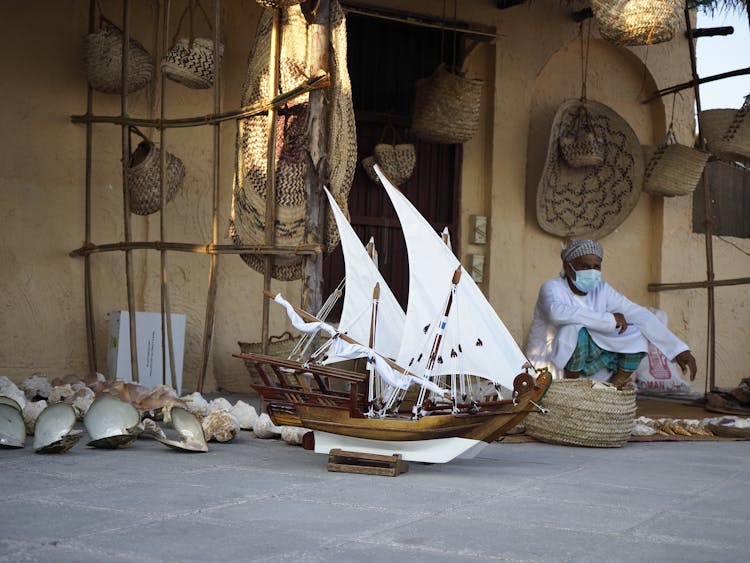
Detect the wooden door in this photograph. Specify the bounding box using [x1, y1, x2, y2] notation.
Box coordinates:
[322, 12, 463, 315]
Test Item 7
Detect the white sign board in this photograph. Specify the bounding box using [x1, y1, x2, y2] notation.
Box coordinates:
[106, 311, 186, 394]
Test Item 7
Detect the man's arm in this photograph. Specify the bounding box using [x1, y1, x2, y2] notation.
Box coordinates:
[605, 286, 695, 377]
[674, 350, 698, 381]
[538, 280, 617, 333]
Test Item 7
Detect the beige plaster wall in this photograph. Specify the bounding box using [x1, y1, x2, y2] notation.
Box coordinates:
[1, 0, 746, 394]
[0, 0, 300, 391]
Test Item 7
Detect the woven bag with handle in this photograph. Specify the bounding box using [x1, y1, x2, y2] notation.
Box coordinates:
[699, 102, 750, 163]
[558, 103, 604, 168]
[83, 17, 154, 94]
[642, 127, 710, 197]
[372, 122, 416, 186]
[412, 64, 483, 144]
[162, 1, 223, 89]
[126, 129, 186, 216]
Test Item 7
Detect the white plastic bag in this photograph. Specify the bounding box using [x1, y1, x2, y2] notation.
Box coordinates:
[635, 309, 693, 394]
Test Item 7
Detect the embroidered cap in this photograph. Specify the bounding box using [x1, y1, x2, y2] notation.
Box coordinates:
[561, 239, 603, 263]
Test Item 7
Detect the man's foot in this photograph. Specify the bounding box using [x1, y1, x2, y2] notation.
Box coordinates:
[610, 369, 634, 390]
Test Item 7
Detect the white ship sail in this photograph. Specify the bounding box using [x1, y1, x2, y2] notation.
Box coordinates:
[374, 165, 528, 391]
[321, 187, 405, 364]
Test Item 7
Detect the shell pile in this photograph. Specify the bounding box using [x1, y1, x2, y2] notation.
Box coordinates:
[2, 373, 310, 452]
[632, 416, 716, 437]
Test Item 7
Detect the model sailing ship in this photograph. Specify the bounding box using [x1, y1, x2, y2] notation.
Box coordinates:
[236, 166, 551, 462]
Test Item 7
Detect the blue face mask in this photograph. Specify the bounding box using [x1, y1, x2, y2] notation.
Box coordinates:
[570, 266, 601, 293]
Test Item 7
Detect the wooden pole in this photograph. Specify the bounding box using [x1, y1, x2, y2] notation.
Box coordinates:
[121, 0, 139, 383]
[70, 241, 322, 256]
[642, 66, 750, 104]
[84, 0, 97, 376]
[261, 9, 282, 355]
[685, 8, 716, 392]
[159, 0, 178, 391]
[302, 0, 330, 326]
[649, 276, 750, 292]
[196, 0, 223, 393]
[70, 72, 329, 128]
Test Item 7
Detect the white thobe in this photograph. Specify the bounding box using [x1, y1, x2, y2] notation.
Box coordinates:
[525, 275, 689, 376]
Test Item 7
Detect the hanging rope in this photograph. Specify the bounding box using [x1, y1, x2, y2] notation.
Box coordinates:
[579, 19, 592, 102]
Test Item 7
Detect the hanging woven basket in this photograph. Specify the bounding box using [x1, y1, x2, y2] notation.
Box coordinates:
[255, 0, 304, 7]
[361, 156, 380, 184]
[642, 129, 710, 197]
[163, 38, 224, 89]
[591, 0, 683, 46]
[699, 98, 750, 162]
[525, 379, 637, 448]
[558, 103, 604, 168]
[83, 18, 154, 94]
[162, 2, 223, 89]
[411, 64, 483, 144]
[372, 123, 416, 185]
[126, 136, 186, 216]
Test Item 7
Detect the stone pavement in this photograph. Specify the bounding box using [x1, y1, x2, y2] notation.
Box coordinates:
[1, 431, 749, 563]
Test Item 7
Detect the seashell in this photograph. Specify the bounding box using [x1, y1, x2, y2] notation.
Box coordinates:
[87, 433, 137, 449]
[202, 410, 240, 442]
[179, 392, 209, 418]
[23, 400, 48, 434]
[71, 387, 95, 419]
[160, 398, 188, 424]
[0, 377, 26, 410]
[137, 417, 166, 440]
[48, 383, 76, 404]
[0, 395, 23, 412]
[50, 374, 85, 387]
[253, 413, 282, 439]
[156, 406, 207, 452]
[230, 400, 258, 430]
[280, 425, 310, 446]
[84, 394, 140, 449]
[20, 373, 53, 400]
[91, 379, 137, 404]
[0, 402, 26, 448]
[131, 384, 180, 412]
[33, 402, 80, 453]
[208, 397, 233, 413]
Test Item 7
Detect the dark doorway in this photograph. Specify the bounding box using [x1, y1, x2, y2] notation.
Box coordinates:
[322, 12, 464, 316]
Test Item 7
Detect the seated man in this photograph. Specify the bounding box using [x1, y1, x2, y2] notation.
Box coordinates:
[526, 239, 697, 389]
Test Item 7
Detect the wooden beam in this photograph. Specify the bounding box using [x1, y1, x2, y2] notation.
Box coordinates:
[686, 26, 734, 38]
[302, 0, 330, 335]
[642, 66, 750, 104]
[70, 73, 330, 128]
[262, 9, 282, 356]
[648, 277, 750, 292]
[340, 1, 497, 39]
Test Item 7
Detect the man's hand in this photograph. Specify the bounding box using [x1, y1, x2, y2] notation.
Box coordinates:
[675, 350, 697, 381]
[613, 312, 628, 334]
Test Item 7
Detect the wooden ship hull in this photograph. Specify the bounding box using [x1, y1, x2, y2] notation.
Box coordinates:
[237, 351, 551, 461]
[238, 351, 367, 427]
[295, 370, 551, 443]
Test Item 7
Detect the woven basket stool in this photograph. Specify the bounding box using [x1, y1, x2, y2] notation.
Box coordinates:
[525, 379, 636, 448]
